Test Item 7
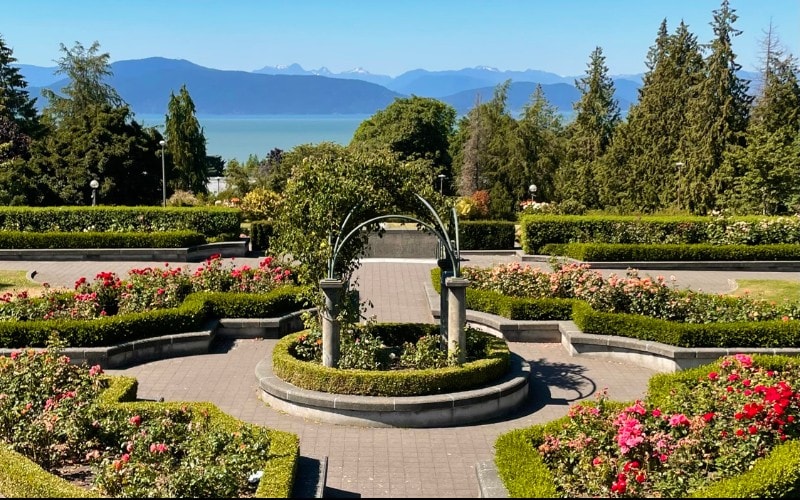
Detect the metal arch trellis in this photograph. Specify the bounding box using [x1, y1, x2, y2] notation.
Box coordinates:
[326, 193, 461, 280]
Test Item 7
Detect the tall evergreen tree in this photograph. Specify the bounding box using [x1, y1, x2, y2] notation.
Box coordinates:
[721, 25, 800, 214]
[557, 46, 620, 209]
[164, 85, 209, 195]
[600, 20, 704, 212]
[41, 41, 124, 126]
[680, 0, 752, 214]
[452, 94, 485, 197]
[517, 84, 564, 204]
[0, 34, 41, 139]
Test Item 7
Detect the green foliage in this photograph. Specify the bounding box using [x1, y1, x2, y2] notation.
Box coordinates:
[164, 85, 208, 195]
[459, 220, 516, 249]
[0, 230, 205, 249]
[0, 34, 42, 139]
[272, 142, 437, 294]
[240, 187, 281, 221]
[0, 206, 240, 239]
[350, 95, 456, 178]
[249, 220, 274, 251]
[272, 328, 509, 396]
[545, 242, 800, 261]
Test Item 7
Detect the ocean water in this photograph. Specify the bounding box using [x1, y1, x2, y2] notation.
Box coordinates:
[135, 114, 370, 162]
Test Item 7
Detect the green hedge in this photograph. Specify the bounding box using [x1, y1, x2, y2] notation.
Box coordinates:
[0, 230, 206, 249]
[272, 328, 510, 396]
[544, 242, 800, 261]
[571, 301, 800, 348]
[249, 220, 274, 252]
[0, 376, 299, 498]
[0, 206, 241, 239]
[495, 356, 800, 498]
[0, 286, 306, 348]
[459, 220, 517, 250]
[520, 215, 800, 254]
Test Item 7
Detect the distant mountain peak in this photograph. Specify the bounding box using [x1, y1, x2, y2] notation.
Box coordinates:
[345, 67, 370, 74]
[474, 65, 500, 72]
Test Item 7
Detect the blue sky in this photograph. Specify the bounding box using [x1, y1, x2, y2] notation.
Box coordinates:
[4, 0, 799, 77]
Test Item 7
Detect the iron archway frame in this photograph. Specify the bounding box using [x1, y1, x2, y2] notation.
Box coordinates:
[326, 193, 461, 280]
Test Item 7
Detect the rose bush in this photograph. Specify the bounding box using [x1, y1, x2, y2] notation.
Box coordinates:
[538, 354, 800, 497]
[0, 254, 295, 321]
[463, 262, 800, 324]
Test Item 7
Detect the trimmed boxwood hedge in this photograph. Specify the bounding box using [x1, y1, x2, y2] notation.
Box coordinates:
[272, 326, 510, 396]
[0, 286, 307, 349]
[495, 355, 800, 498]
[249, 220, 274, 251]
[543, 242, 800, 261]
[0, 230, 207, 249]
[459, 220, 517, 250]
[0, 376, 299, 498]
[0, 206, 240, 240]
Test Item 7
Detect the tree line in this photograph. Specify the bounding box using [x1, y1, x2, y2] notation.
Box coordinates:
[0, 0, 798, 217]
[0, 40, 211, 206]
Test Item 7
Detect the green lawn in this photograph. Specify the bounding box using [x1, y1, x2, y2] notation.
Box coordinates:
[0, 270, 43, 294]
[729, 279, 800, 303]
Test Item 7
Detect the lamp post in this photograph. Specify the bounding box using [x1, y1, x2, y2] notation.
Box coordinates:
[674, 162, 684, 209]
[437, 174, 446, 195]
[89, 179, 99, 206]
[528, 183, 537, 203]
[159, 140, 166, 207]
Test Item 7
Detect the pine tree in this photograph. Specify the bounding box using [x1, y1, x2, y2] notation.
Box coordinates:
[558, 46, 620, 209]
[517, 84, 564, 203]
[722, 23, 800, 214]
[164, 85, 209, 195]
[601, 20, 704, 212]
[681, 0, 752, 214]
[0, 34, 41, 139]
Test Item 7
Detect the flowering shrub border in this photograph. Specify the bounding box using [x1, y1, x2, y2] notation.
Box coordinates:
[542, 242, 800, 262]
[0, 375, 299, 498]
[495, 354, 800, 498]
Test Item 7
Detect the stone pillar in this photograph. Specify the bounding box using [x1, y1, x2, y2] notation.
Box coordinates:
[445, 277, 469, 364]
[437, 257, 454, 347]
[320, 278, 344, 368]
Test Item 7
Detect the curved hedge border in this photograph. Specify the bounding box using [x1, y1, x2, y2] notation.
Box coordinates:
[542, 242, 800, 261]
[0, 287, 307, 349]
[495, 355, 800, 498]
[272, 328, 510, 396]
[0, 376, 299, 498]
[0, 230, 207, 249]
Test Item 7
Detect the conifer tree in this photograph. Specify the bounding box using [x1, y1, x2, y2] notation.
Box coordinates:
[0, 34, 41, 139]
[680, 0, 752, 214]
[600, 20, 703, 212]
[164, 85, 209, 195]
[721, 24, 800, 214]
[517, 84, 564, 203]
[557, 46, 620, 209]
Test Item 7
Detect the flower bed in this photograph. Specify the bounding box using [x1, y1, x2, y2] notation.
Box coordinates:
[0, 255, 307, 348]
[495, 354, 800, 497]
[0, 341, 298, 497]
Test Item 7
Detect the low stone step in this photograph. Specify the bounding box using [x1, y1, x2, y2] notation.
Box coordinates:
[292, 455, 328, 498]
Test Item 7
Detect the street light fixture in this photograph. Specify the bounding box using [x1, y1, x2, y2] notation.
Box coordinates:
[89, 179, 99, 206]
[437, 174, 446, 195]
[159, 140, 166, 207]
[674, 162, 685, 209]
[528, 184, 537, 203]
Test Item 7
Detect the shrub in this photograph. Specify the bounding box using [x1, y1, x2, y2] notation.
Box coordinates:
[166, 190, 201, 207]
[459, 221, 516, 250]
[240, 188, 281, 222]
